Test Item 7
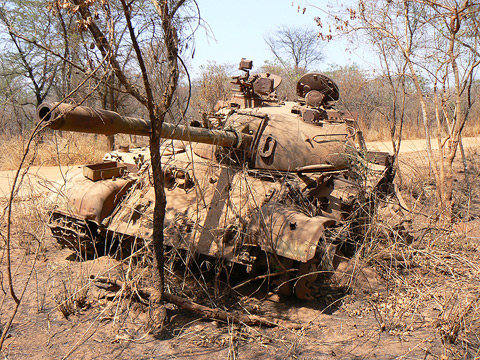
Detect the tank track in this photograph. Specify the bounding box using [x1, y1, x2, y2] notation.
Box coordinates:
[48, 211, 102, 257]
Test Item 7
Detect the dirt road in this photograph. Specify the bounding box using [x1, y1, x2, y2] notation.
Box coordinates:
[0, 165, 81, 198]
[367, 135, 480, 153]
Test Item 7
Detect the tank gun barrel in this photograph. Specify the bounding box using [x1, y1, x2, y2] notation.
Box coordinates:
[36, 102, 252, 149]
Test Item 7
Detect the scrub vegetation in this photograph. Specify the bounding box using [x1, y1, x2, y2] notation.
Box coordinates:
[0, 0, 480, 359]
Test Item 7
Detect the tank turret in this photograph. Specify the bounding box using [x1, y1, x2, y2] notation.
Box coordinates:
[37, 67, 358, 173]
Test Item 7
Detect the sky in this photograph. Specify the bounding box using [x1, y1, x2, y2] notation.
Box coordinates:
[187, 0, 376, 74]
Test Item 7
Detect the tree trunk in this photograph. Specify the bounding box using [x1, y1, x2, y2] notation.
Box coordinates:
[103, 76, 116, 151]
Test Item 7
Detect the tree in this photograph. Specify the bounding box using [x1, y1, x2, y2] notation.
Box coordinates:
[67, 0, 193, 303]
[327, 0, 480, 220]
[0, 0, 198, 346]
[264, 25, 325, 74]
[189, 61, 233, 117]
[0, 0, 67, 134]
[263, 25, 325, 101]
[260, 60, 299, 100]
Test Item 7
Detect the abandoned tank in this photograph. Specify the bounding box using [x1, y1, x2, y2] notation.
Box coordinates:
[37, 59, 393, 300]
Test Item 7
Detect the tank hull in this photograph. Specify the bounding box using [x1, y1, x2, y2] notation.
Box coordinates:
[40, 67, 394, 300]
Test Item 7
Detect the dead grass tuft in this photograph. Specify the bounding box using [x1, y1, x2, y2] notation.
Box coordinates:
[343, 150, 480, 357]
[435, 293, 480, 345]
[54, 278, 90, 319]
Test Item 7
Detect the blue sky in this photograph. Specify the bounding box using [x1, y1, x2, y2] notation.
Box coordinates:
[187, 1, 376, 74]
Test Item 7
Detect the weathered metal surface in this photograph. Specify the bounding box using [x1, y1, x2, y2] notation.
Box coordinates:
[296, 73, 340, 104]
[49, 211, 95, 255]
[37, 103, 151, 136]
[83, 161, 127, 181]
[57, 172, 134, 223]
[39, 58, 394, 299]
[36, 103, 253, 149]
[246, 203, 336, 262]
[245, 106, 352, 171]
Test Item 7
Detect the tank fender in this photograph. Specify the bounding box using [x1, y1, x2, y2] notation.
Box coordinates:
[58, 173, 135, 223]
[246, 203, 336, 263]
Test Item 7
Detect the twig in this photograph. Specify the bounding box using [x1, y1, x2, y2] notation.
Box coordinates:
[92, 276, 302, 329]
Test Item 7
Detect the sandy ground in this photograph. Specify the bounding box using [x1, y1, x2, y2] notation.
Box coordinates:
[367, 135, 480, 153]
[1, 140, 480, 359]
[0, 165, 81, 198]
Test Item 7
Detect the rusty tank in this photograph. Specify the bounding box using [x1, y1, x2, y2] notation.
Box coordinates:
[37, 59, 393, 300]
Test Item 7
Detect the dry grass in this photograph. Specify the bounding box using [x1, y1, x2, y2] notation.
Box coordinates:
[462, 120, 480, 138]
[360, 119, 480, 142]
[359, 121, 431, 142]
[0, 132, 148, 171]
[348, 150, 480, 357]
[53, 278, 90, 319]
